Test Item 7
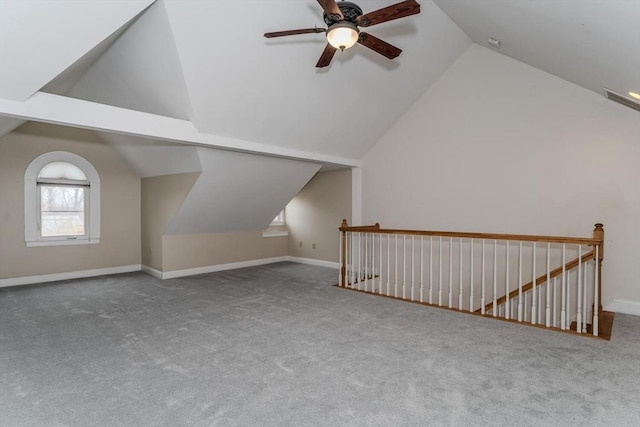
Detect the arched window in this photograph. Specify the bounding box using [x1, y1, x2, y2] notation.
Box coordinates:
[24, 152, 100, 246]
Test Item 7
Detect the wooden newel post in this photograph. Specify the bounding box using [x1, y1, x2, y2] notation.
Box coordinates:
[593, 223, 604, 316]
[340, 219, 349, 287]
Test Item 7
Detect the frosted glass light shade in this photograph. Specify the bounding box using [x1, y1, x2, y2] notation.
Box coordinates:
[326, 22, 359, 51]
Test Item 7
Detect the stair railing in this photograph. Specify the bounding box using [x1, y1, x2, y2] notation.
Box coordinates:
[338, 221, 607, 338]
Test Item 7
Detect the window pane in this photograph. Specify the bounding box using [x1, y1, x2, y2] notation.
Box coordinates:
[40, 186, 85, 237]
[271, 210, 285, 224]
[38, 162, 87, 180]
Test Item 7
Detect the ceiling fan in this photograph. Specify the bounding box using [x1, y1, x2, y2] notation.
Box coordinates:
[264, 0, 421, 68]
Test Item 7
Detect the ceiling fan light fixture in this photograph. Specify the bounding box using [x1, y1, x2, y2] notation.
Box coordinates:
[326, 22, 360, 51]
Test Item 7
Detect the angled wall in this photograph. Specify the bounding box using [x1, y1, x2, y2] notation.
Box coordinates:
[362, 45, 640, 313]
[141, 172, 200, 271]
[166, 148, 321, 235]
[286, 169, 352, 263]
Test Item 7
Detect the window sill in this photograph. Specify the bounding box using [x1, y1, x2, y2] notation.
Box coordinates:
[26, 238, 100, 247]
[262, 231, 288, 238]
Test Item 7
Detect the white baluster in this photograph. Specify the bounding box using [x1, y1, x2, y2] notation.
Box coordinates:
[560, 244, 566, 330]
[350, 232, 355, 287]
[379, 232, 383, 295]
[582, 261, 588, 333]
[339, 231, 343, 286]
[386, 235, 391, 296]
[394, 235, 398, 297]
[524, 291, 529, 322]
[448, 237, 453, 308]
[553, 276, 558, 328]
[373, 233, 377, 289]
[359, 232, 362, 285]
[481, 240, 486, 315]
[438, 237, 443, 306]
[344, 232, 349, 286]
[403, 235, 407, 299]
[371, 233, 376, 292]
[459, 238, 464, 310]
[411, 236, 415, 301]
[593, 245, 600, 337]
[469, 239, 474, 312]
[538, 278, 543, 325]
[566, 269, 571, 330]
[420, 236, 424, 302]
[353, 232, 357, 288]
[505, 241, 510, 320]
[576, 245, 582, 334]
[546, 243, 551, 327]
[429, 237, 433, 304]
[493, 240, 497, 316]
[531, 242, 537, 325]
[518, 241, 523, 322]
[364, 232, 369, 291]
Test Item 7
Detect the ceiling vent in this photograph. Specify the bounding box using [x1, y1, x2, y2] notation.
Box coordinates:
[603, 88, 640, 112]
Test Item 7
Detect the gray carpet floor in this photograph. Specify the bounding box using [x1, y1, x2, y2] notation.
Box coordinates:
[1, 262, 638, 426]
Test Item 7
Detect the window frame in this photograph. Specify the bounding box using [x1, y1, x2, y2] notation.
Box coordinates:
[270, 209, 286, 226]
[37, 181, 89, 240]
[24, 151, 100, 247]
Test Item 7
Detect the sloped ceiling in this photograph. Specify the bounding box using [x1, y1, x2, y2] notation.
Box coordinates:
[1, 0, 638, 164]
[0, 0, 154, 101]
[163, 0, 470, 159]
[166, 148, 321, 235]
[52, 0, 192, 121]
[433, 0, 640, 98]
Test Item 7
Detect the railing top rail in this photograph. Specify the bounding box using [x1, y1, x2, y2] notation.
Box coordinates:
[340, 226, 601, 245]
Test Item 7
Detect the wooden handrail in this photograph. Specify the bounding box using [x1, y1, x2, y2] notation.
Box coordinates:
[342, 223, 381, 232]
[477, 250, 595, 313]
[339, 224, 600, 245]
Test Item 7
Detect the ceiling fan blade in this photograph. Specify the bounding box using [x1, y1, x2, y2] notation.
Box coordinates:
[356, 0, 420, 27]
[358, 32, 402, 59]
[264, 28, 326, 38]
[316, 43, 337, 68]
[317, 0, 343, 20]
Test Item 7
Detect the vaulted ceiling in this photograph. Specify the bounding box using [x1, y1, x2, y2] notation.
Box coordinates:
[1, 0, 638, 163]
[1, 0, 638, 232]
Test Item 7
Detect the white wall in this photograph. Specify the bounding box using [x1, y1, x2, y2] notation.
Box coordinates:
[363, 45, 639, 312]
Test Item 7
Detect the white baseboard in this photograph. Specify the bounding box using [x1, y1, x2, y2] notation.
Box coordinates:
[1, 257, 337, 286]
[0, 264, 141, 288]
[603, 299, 640, 316]
[140, 265, 163, 279]
[286, 256, 339, 270]
[149, 256, 337, 279]
[160, 256, 289, 279]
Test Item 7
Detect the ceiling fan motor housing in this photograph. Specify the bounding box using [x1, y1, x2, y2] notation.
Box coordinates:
[323, 1, 363, 26]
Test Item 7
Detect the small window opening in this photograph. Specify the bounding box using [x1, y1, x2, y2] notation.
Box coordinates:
[271, 210, 285, 226]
